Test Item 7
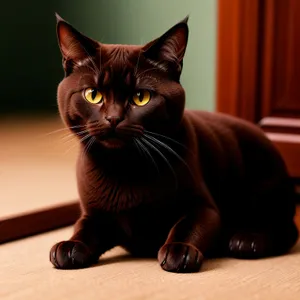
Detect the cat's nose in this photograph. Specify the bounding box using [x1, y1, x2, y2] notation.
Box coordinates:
[105, 116, 123, 127]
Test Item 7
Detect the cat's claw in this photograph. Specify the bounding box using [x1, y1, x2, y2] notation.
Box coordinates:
[228, 232, 270, 259]
[50, 240, 95, 269]
[158, 242, 203, 273]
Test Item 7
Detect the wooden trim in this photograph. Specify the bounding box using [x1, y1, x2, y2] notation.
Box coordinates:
[260, 117, 300, 128]
[265, 133, 300, 178]
[0, 201, 80, 244]
[216, 0, 261, 122]
[266, 133, 300, 144]
[260, 117, 300, 134]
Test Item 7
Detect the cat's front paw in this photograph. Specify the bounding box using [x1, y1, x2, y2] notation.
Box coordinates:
[158, 242, 203, 273]
[228, 232, 270, 259]
[50, 240, 95, 269]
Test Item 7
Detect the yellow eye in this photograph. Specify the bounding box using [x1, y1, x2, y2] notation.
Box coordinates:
[84, 88, 103, 104]
[132, 90, 151, 106]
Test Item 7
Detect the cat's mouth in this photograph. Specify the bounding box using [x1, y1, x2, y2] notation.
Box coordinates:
[95, 129, 135, 149]
[100, 132, 126, 149]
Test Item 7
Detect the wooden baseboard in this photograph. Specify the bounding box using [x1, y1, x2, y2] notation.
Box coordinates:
[0, 201, 80, 244]
[1, 197, 299, 245]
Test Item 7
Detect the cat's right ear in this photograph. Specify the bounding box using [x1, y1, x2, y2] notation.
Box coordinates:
[55, 13, 99, 75]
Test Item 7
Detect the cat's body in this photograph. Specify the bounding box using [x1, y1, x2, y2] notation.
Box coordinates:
[50, 15, 298, 273]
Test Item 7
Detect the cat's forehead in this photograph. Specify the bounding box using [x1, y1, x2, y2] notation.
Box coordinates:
[97, 44, 143, 87]
[101, 44, 141, 68]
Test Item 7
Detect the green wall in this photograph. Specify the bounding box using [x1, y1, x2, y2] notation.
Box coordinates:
[0, 0, 62, 114]
[0, 0, 216, 114]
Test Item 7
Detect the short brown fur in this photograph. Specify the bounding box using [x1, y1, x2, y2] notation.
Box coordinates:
[50, 14, 298, 273]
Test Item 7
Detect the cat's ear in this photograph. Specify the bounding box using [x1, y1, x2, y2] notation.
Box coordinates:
[55, 13, 99, 75]
[142, 16, 189, 72]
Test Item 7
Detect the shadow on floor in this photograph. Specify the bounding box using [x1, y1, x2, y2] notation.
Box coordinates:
[89, 240, 300, 272]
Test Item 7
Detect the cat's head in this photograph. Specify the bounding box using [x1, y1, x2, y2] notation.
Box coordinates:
[56, 14, 189, 150]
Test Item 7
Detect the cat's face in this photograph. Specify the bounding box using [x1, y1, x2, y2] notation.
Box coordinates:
[56, 14, 188, 150]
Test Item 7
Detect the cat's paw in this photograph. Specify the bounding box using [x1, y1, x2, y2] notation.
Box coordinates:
[158, 242, 203, 273]
[50, 240, 95, 269]
[228, 232, 270, 259]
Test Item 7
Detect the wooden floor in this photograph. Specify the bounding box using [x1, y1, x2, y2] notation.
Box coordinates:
[0, 117, 79, 218]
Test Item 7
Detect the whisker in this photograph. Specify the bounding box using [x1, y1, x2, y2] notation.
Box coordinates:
[144, 130, 189, 152]
[60, 135, 77, 145]
[49, 129, 90, 150]
[83, 136, 96, 159]
[80, 136, 91, 164]
[134, 139, 160, 174]
[117, 128, 143, 137]
[144, 134, 194, 179]
[60, 129, 89, 142]
[79, 135, 96, 166]
[80, 134, 92, 144]
[87, 136, 96, 153]
[63, 141, 79, 155]
[39, 125, 86, 138]
[133, 139, 144, 159]
[63, 133, 91, 155]
[140, 137, 178, 189]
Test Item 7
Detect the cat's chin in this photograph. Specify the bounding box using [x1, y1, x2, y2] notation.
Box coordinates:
[98, 138, 126, 149]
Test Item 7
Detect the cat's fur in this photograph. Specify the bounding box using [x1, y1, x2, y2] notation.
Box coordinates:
[50, 14, 298, 273]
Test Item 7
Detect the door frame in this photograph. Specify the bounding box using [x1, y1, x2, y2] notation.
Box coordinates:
[216, 0, 261, 122]
[216, 0, 300, 179]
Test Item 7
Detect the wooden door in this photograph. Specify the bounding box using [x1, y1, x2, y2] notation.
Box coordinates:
[216, 0, 300, 180]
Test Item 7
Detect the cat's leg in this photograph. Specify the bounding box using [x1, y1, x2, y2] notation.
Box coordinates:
[158, 205, 221, 273]
[50, 214, 118, 269]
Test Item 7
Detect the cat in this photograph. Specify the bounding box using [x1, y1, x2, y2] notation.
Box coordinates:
[50, 14, 298, 273]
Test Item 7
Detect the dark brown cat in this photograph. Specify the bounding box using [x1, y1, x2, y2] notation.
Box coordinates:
[50, 14, 298, 273]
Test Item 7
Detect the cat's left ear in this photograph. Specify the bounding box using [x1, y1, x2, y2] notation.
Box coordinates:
[55, 13, 99, 75]
[142, 16, 189, 73]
